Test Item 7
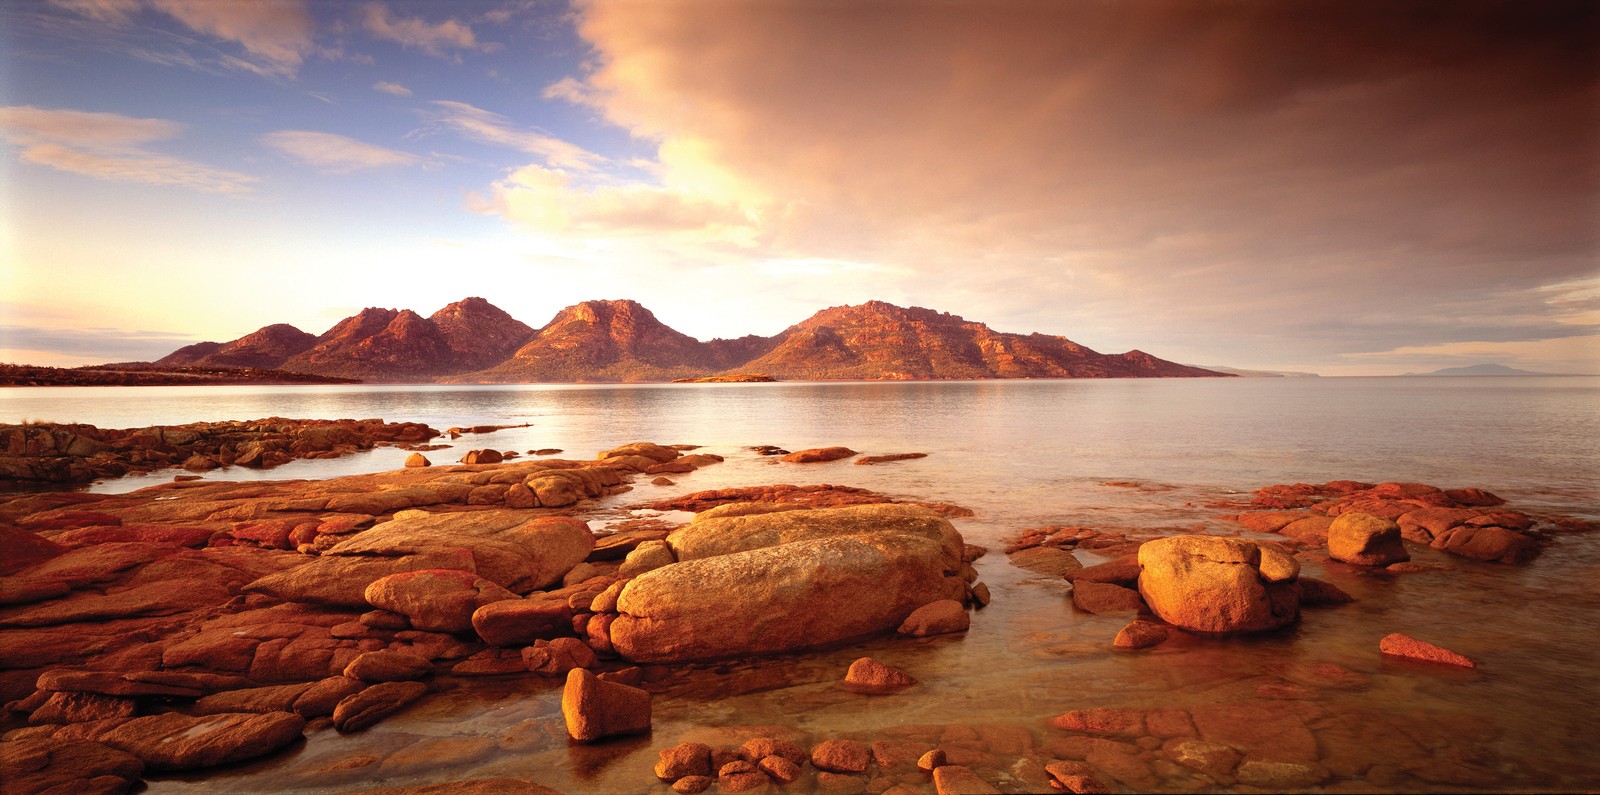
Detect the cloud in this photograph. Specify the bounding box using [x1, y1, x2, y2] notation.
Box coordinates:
[0, 105, 256, 193]
[361, 2, 481, 59]
[475, 163, 760, 245]
[48, 0, 314, 76]
[47, 0, 138, 24]
[149, 0, 313, 74]
[426, 100, 603, 171]
[0, 324, 202, 364]
[373, 80, 413, 96]
[260, 130, 421, 173]
[553, 0, 1599, 370]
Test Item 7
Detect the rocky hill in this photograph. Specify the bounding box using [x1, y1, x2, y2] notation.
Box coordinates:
[742, 301, 1220, 380]
[149, 297, 1225, 383]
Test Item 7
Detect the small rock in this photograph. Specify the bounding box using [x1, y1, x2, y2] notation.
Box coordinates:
[931, 765, 999, 794]
[917, 748, 947, 772]
[739, 737, 807, 766]
[560, 668, 650, 742]
[460, 449, 503, 465]
[655, 742, 713, 781]
[672, 775, 713, 794]
[811, 738, 871, 773]
[842, 657, 918, 693]
[404, 453, 430, 468]
[1379, 633, 1477, 668]
[1113, 620, 1169, 649]
[897, 600, 970, 637]
[759, 755, 803, 783]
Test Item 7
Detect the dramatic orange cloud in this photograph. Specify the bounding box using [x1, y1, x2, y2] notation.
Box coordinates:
[550, 0, 1597, 364]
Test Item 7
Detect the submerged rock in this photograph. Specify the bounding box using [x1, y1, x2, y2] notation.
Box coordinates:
[1379, 633, 1477, 668]
[842, 657, 918, 693]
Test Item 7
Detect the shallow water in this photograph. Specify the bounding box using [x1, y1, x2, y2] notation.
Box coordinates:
[4, 377, 1598, 792]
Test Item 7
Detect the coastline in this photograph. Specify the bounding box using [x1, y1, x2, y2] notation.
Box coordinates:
[3, 428, 1597, 793]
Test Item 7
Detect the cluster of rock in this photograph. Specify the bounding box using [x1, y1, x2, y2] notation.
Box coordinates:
[647, 734, 1004, 795]
[1, 439, 992, 792]
[1236, 480, 1554, 564]
[0, 418, 440, 483]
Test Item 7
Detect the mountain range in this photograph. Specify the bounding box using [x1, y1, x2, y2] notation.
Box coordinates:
[155, 297, 1226, 383]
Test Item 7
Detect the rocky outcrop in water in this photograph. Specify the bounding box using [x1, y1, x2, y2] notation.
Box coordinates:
[603, 504, 971, 663]
[1232, 480, 1556, 564]
[0, 418, 440, 484]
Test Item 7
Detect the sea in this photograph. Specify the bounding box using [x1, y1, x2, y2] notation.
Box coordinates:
[3, 376, 1598, 792]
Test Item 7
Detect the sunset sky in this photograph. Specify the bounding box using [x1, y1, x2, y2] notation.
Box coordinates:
[2, 0, 1596, 376]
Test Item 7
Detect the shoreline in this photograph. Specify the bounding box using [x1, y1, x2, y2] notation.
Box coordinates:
[3, 434, 1596, 793]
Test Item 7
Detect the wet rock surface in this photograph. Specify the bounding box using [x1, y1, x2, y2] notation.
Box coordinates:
[1, 460, 1592, 794]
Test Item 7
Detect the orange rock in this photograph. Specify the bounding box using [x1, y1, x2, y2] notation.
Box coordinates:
[1136, 536, 1300, 635]
[560, 668, 650, 742]
[1379, 633, 1476, 668]
[931, 765, 998, 795]
[333, 681, 427, 733]
[811, 738, 871, 773]
[343, 650, 432, 682]
[1070, 581, 1145, 615]
[654, 742, 713, 781]
[363, 569, 519, 634]
[842, 657, 918, 693]
[471, 599, 573, 646]
[1327, 512, 1409, 566]
[1430, 525, 1540, 564]
[1112, 620, 1169, 649]
[404, 453, 430, 468]
[779, 446, 858, 464]
[897, 600, 969, 637]
[1049, 707, 1146, 738]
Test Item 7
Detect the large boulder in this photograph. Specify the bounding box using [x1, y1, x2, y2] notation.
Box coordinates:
[667, 503, 963, 564]
[364, 569, 519, 634]
[1137, 536, 1301, 635]
[325, 511, 594, 592]
[608, 505, 966, 662]
[1327, 512, 1409, 566]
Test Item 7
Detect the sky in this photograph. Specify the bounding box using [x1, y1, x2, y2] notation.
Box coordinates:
[1, 0, 1596, 376]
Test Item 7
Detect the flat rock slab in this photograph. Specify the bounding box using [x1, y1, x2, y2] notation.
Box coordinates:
[46, 711, 306, 771]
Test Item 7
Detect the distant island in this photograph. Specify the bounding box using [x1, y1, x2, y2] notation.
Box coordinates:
[1185, 364, 1321, 378]
[126, 297, 1231, 384]
[1402, 363, 1565, 377]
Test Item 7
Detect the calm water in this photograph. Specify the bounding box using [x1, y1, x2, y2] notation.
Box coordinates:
[4, 377, 1598, 792]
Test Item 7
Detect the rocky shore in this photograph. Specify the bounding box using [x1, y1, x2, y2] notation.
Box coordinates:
[1, 438, 1595, 794]
[0, 419, 442, 484]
